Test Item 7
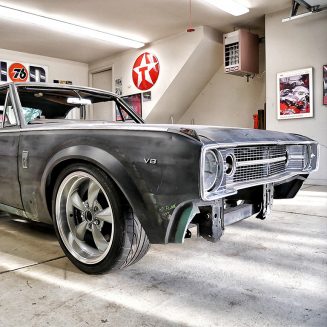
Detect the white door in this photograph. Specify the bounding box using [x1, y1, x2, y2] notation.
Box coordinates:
[91, 69, 113, 121]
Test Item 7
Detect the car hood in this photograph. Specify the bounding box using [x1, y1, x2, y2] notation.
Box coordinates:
[25, 121, 314, 145]
[166, 124, 314, 144]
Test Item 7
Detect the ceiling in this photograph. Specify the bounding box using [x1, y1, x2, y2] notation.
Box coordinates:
[0, 0, 293, 63]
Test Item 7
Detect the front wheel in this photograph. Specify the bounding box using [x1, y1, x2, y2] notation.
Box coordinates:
[52, 163, 150, 274]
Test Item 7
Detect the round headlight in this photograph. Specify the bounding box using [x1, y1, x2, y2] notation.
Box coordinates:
[204, 150, 219, 191]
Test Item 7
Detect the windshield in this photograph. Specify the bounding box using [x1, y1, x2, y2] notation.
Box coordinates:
[17, 86, 144, 125]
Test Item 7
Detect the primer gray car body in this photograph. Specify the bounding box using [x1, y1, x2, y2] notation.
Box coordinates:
[0, 83, 319, 246]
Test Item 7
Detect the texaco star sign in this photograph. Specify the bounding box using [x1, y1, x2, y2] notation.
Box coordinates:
[132, 52, 160, 91]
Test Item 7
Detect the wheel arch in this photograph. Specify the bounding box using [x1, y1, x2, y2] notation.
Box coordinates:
[42, 145, 147, 227]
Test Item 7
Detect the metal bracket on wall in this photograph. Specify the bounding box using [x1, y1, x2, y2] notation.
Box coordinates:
[282, 0, 327, 22]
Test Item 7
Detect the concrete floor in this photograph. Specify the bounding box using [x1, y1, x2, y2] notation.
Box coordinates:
[0, 185, 326, 327]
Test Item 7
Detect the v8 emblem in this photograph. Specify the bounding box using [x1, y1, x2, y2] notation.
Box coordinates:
[144, 158, 157, 165]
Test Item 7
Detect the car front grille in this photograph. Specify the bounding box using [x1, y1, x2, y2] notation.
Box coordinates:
[233, 145, 286, 162]
[286, 145, 305, 170]
[231, 145, 287, 183]
[201, 142, 317, 201]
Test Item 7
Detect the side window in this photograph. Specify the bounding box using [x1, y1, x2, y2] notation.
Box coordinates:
[0, 89, 17, 128]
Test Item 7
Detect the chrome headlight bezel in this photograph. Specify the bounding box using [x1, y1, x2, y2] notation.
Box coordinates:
[203, 150, 219, 191]
[200, 146, 225, 200]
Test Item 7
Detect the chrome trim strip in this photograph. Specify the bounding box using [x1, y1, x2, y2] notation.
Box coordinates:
[20, 126, 169, 132]
[0, 125, 169, 133]
[0, 129, 20, 133]
[236, 156, 286, 167]
[227, 171, 302, 190]
[315, 144, 320, 172]
[205, 171, 304, 201]
[204, 188, 237, 201]
[202, 140, 318, 148]
[288, 154, 305, 160]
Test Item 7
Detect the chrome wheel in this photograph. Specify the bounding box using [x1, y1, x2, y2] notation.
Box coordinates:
[55, 171, 114, 265]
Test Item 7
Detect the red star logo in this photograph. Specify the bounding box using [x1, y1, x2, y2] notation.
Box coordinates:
[132, 52, 160, 91]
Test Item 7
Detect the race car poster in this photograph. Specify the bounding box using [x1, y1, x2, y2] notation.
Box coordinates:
[323, 65, 327, 105]
[277, 67, 313, 120]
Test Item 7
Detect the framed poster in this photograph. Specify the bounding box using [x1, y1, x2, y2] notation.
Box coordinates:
[323, 65, 327, 105]
[116, 93, 142, 121]
[115, 77, 122, 95]
[277, 67, 313, 119]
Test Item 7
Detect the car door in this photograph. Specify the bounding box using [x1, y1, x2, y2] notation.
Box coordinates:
[0, 85, 23, 210]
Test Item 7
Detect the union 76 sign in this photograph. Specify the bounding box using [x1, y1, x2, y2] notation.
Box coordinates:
[1, 60, 48, 83]
[132, 52, 160, 91]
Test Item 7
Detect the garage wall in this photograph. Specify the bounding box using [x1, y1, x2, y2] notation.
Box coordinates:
[89, 26, 265, 127]
[0, 48, 89, 86]
[145, 27, 221, 123]
[265, 10, 327, 185]
[179, 43, 265, 127]
[89, 26, 219, 121]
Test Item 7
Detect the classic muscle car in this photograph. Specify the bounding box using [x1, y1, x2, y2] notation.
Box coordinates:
[0, 83, 319, 274]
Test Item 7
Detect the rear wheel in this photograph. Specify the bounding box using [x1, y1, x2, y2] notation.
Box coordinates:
[52, 163, 150, 274]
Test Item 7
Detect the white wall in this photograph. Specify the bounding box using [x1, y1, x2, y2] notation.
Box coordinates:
[179, 41, 265, 127]
[89, 26, 216, 121]
[146, 27, 221, 123]
[0, 48, 89, 86]
[265, 10, 327, 185]
[90, 26, 265, 127]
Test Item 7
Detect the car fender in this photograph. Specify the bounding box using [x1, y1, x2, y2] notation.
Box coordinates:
[41, 145, 147, 230]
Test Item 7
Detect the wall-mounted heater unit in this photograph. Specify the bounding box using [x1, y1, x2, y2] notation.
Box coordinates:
[223, 29, 259, 77]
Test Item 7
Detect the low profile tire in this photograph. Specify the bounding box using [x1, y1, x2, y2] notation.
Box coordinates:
[52, 163, 150, 274]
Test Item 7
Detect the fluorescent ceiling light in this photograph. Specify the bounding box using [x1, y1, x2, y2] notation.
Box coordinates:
[282, 11, 313, 22]
[0, 5, 145, 48]
[203, 0, 249, 16]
